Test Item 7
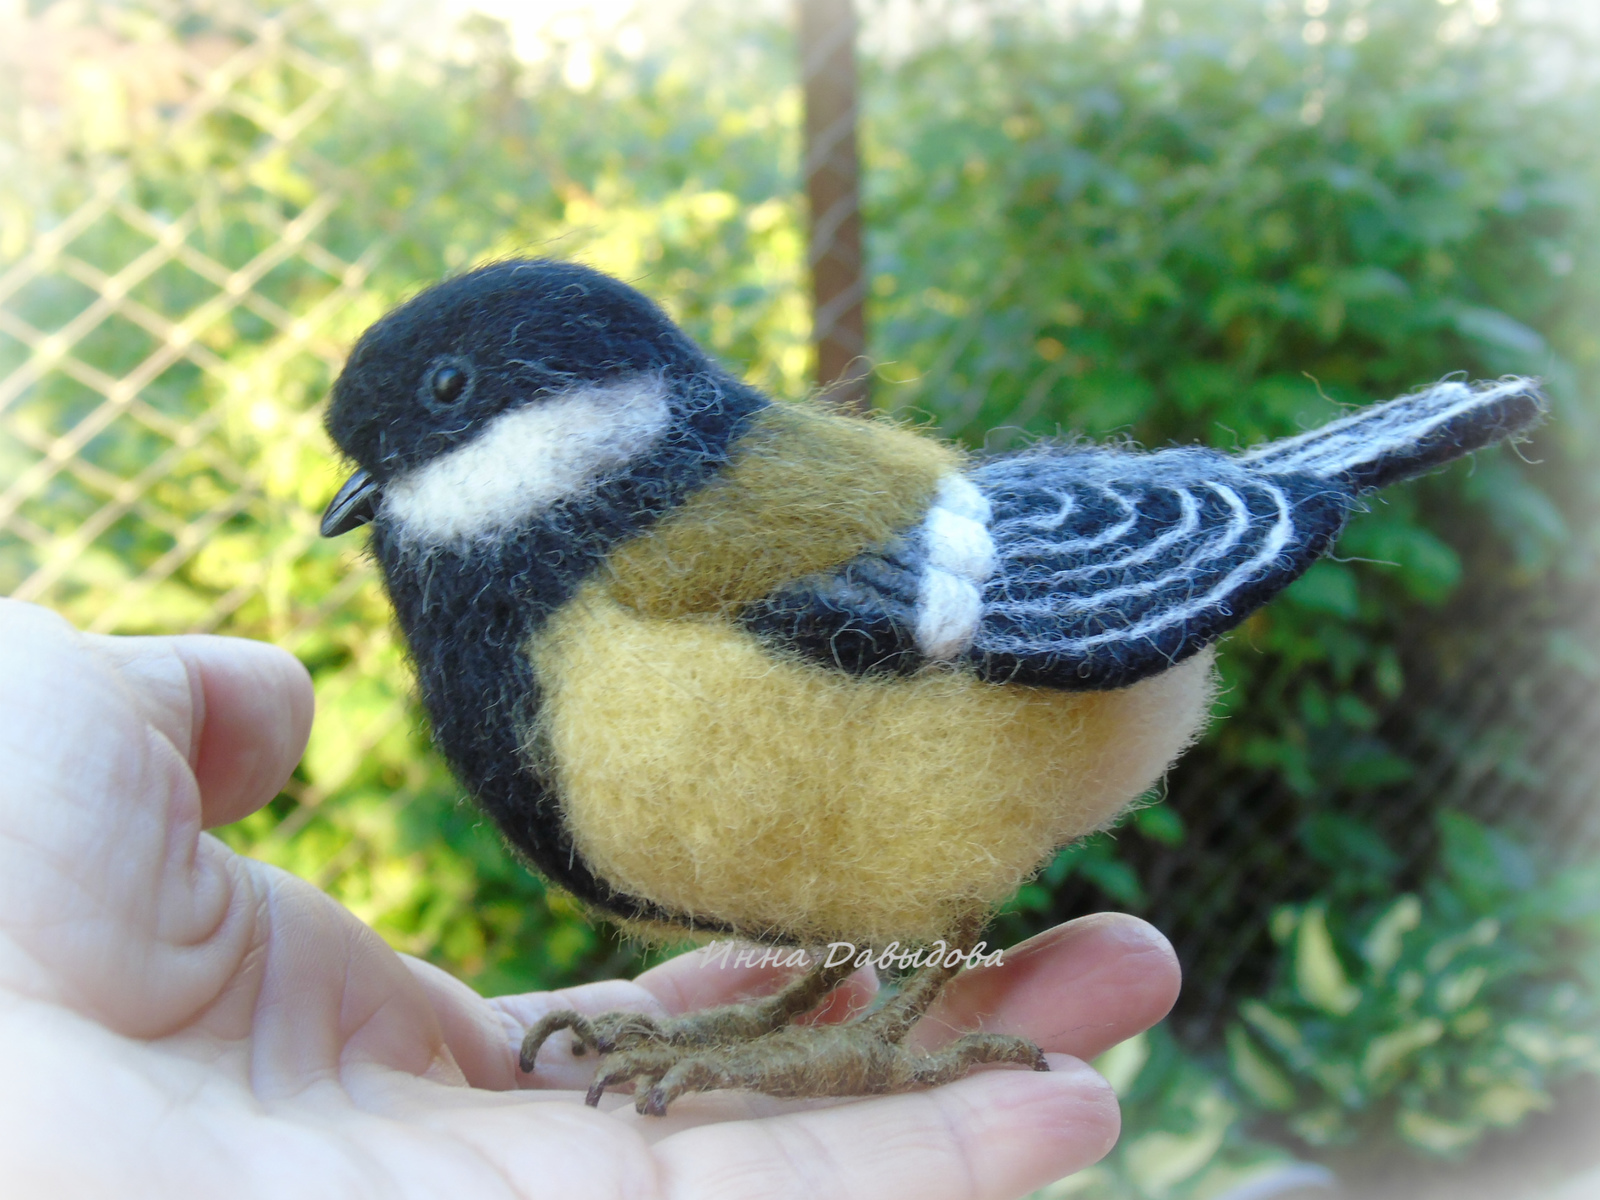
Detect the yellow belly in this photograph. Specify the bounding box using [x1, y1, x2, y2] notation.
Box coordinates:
[528, 588, 1214, 946]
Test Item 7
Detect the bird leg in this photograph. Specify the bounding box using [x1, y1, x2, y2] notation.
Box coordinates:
[582, 938, 1047, 1115]
[519, 951, 861, 1073]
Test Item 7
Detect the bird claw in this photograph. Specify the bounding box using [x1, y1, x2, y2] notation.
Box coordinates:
[520, 1009, 669, 1073]
[582, 1021, 1048, 1114]
[521, 997, 806, 1076]
[523, 952, 862, 1077]
[524, 948, 1043, 1114]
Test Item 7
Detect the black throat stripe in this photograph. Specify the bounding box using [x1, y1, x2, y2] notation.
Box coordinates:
[369, 371, 767, 925]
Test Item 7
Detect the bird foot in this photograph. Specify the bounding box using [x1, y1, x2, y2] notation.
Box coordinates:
[524, 946, 1046, 1115]
[520, 951, 862, 1072]
[590, 1019, 1047, 1115]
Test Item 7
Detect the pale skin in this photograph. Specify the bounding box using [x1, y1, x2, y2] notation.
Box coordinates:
[0, 597, 1182, 1200]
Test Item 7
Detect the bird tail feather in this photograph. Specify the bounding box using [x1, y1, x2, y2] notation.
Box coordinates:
[1240, 376, 1547, 493]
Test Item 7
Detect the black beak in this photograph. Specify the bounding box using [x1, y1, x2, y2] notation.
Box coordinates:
[321, 468, 380, 537]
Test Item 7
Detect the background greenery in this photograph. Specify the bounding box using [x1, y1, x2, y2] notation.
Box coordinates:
[3, 0, 1598, 1193]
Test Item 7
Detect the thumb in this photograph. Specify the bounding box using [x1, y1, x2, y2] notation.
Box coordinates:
[84, 630, 314, 828]
[0, 600, 307, 1036]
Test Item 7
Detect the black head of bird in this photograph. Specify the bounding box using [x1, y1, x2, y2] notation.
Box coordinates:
[320, 257, 1545, 1111]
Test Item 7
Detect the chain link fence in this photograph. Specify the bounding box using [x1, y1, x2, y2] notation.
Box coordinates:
[1, 0, 396, 749]
[0, 0, 528, 976]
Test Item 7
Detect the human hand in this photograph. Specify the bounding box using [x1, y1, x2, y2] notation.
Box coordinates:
[0, 598, 1181, 1199]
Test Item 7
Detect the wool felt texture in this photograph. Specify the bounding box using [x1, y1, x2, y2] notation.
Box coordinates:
[381, 375, 675, 545]
[915, 476, 998, 658]
[320, 257, 1548, 940]
[529, 587, 1216, 945]
[966, 377, 1546, 689]
[600, 400, 960, 619]
[336, 262, 772, 923]
[740, 378, 1546, 692]
[327, 260, 716, 482]
[365, 369, 762, 925]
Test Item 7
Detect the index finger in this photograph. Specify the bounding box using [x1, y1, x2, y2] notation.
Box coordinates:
[909, 913, 1181, 1060]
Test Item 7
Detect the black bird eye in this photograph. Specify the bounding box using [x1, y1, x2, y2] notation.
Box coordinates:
[417, 355, 476, 418]
[430, 363, 467, 406]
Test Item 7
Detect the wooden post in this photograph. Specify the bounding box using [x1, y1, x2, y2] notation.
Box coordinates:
[796, 0, 869, 413]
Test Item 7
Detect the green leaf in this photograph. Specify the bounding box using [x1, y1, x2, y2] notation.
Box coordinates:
[1343, 519, 1463, 605]
[1336, 745, 1416, 790]
[1361, 1018, 1444, 1084]
[1422, 919, 1500, 974]
[1452, 305, 1546, 361]
[1079, 853, 1147, 908]
[1093, 1031, 1151, 1097]
[1269, 906, 1300, 945]
[1397, 1109, 1483, 1158]
[1123, 1087, 1237, 1195]
[1242, 1000, 1308, 1062]
[1435, 966, 1488, 1013]
[1362, 894, 1422, 977]
[1373, 647, 1405, 700]
[1472, 1084, 1551, 1129]
[1438, 811, 1529, 899]
[1133, 802, 1186, 847]
[1300, 814, 1401, 879]
[1294, 905, 1362, 1016]
[1289, 1104, 1351, 1148]
[1228, 1024, 1298, 1111]
[1283, 562, 1361, 617]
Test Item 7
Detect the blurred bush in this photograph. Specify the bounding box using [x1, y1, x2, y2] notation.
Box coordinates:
[898, 0, 1600, 1057]
[868, 0, 1596, 827]
[877, 0, 1600, 1172]
[1230, 813, 1600, 1157]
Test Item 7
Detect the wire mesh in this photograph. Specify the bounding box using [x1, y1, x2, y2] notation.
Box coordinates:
[0, 0, 455, 942]
[2, 3, 372, 631]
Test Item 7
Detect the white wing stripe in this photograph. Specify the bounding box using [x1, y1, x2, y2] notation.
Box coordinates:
[925, 507, 996, 581]
[933, 474, 992, 523]
[1194, 481, 1251, 565]
[1004, 485, 1200, 583]
[1241, 378, 1533, 480]
[914, 472, 998, 659]
[916, 569, 984, 659]
[975, 476, 1296, 656]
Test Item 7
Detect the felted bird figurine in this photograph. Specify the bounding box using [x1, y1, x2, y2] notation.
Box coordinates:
[319, 257, 1544, 1114]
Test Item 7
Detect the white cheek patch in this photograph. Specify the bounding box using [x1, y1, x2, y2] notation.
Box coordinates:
[915, 474, 996, 660]
[382, 375, 672, 545]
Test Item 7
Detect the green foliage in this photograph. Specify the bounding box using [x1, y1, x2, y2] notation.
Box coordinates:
[1227, 814, 1600, 1157]
[876, 0, 1600, 793]
[1036, 1026, 1330, 1200]
[868, 0, 1599, 821]
[868, 15, 1600, 1175]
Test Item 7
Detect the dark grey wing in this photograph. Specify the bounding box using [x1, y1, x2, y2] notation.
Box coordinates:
[968, 448, 1351, 690]
[739, 537, 926, 675]
[738, 449, 1345, 686]
[741, 376, 1546, 689]
[969, 375, 1547, 691]
[1238, 376, 1545, 491]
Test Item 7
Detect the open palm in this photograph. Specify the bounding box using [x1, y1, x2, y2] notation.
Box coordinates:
[0, 598, 1181, 1199]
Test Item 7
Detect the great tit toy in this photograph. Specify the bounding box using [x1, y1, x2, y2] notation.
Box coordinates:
[320, 258, 1544, 1114]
